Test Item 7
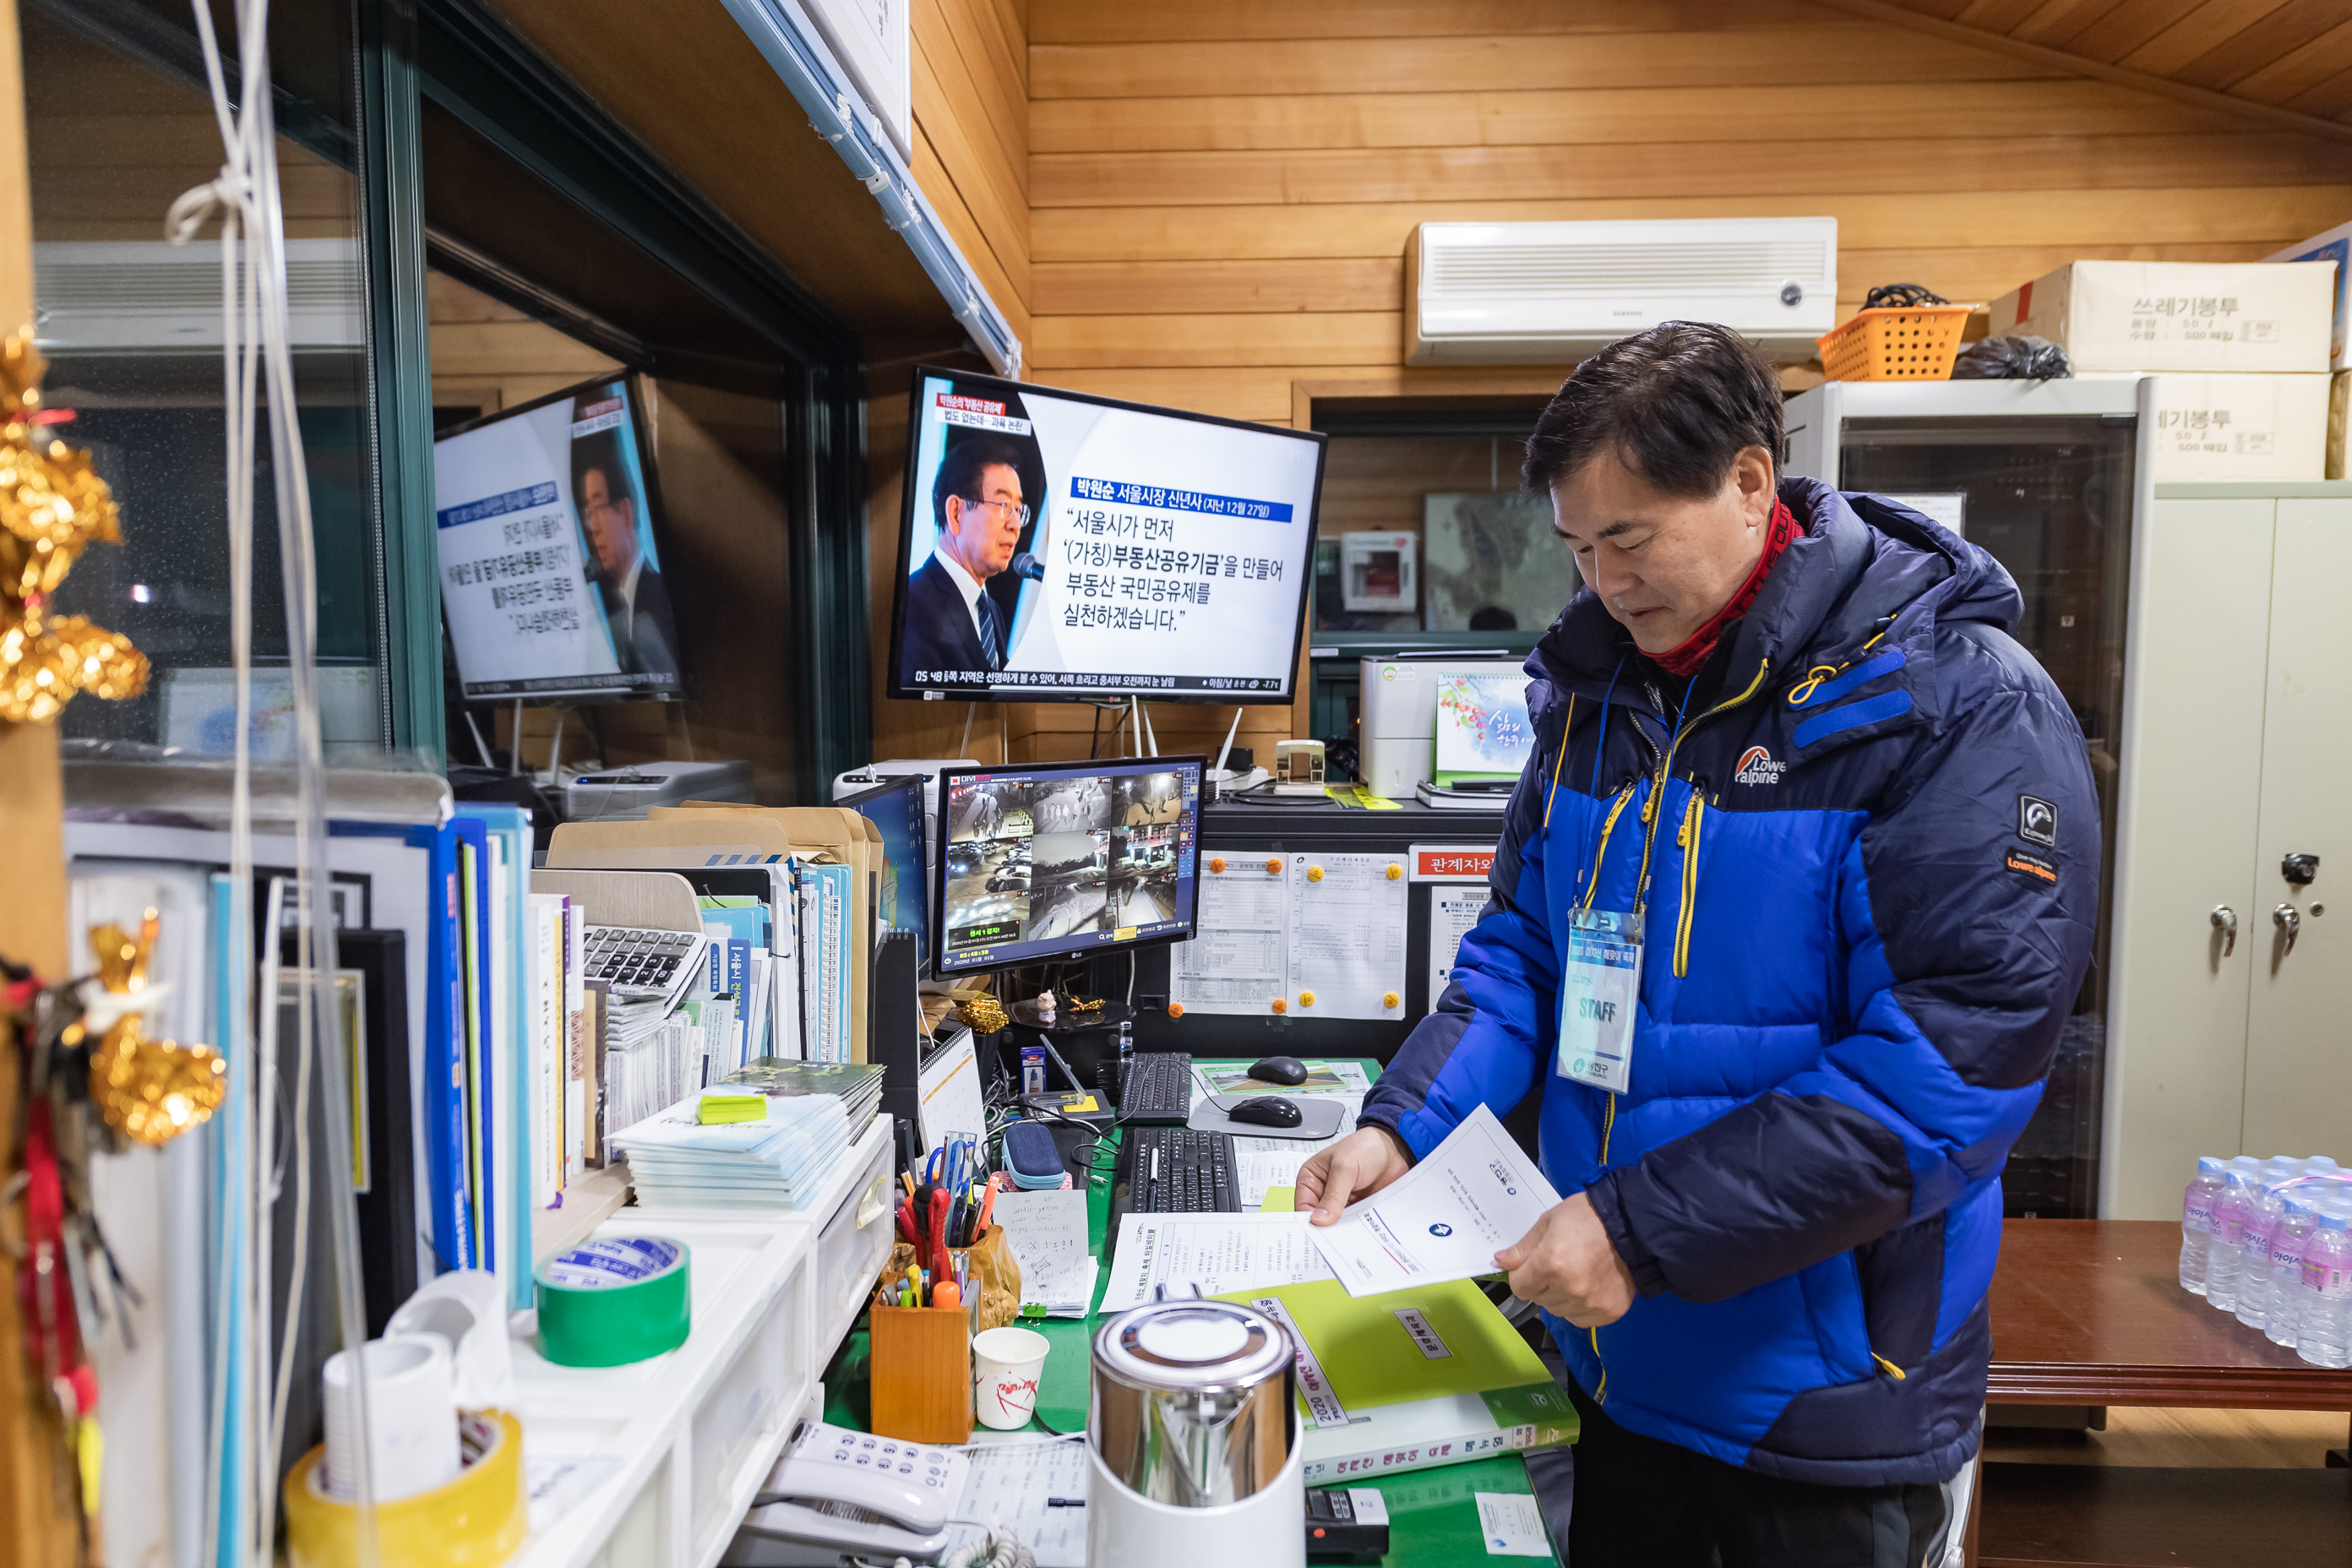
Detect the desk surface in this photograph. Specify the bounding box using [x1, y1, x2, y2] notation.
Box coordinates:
[1987, 1218, 2352, 1409]
[822, 1059, 1549, 1565]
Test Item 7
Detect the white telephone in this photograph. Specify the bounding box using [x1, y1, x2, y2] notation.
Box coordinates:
[721, 1418, 971, 1566]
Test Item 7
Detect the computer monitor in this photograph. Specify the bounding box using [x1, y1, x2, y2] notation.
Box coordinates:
[840, 774, 930, 978]
[933, 755, 1204, 977]
[432, 373, 685, 702]
[887, 367, 1326, 703]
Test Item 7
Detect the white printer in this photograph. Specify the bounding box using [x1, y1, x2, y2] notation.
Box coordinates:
[560, 759, 755, 821]
[1358, 658, 1527, 799]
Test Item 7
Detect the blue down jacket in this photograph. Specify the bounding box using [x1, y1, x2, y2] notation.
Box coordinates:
[1360, 477, 2098, 1487]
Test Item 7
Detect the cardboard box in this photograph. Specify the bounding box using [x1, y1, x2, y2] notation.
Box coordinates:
[1988, 261, 2336, 373]
[2268, 221, 2352, 371]
[2329, 371, 2349, 482]
[2146, 373, 2331, 482]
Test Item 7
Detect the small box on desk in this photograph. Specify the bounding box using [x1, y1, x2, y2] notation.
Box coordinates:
[869, 1304, 973, 1445]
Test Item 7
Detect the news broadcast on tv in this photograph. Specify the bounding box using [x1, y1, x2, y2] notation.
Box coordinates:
[889, 368, 1326, 702]
[431, 373, 684, 702]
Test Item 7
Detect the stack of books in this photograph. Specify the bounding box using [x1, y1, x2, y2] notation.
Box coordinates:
[721, 1057, 887, 1130]
[610, 1089, 854, 1211]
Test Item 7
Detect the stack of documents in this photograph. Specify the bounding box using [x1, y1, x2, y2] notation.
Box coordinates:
[611, 1088, 852, 1211]
[721, 1057, 886, 1129]
[601, 994, 704, 1135]
[1215, 1276, 1576, 1483]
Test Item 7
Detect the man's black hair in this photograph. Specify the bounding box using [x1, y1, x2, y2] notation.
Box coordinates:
[572, 427, 629, 508]
[933, 433, 1028, 525]
[1522, 321, 1783, 499]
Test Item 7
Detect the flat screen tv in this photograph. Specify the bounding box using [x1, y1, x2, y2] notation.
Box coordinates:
[887, 367, 1325, 703]
[433, 373, 684, 702]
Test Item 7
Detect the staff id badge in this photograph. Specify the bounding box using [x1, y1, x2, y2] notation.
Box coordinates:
[1557, 908, 1642, 1094]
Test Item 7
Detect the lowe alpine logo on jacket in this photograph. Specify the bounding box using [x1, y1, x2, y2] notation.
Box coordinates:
[1732, 745, 1784, 786]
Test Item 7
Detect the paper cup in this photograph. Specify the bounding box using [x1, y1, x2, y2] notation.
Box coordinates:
[972, 1326, 1052, 1430]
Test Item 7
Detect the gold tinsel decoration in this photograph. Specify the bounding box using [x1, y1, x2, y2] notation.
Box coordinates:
[955, 992, 1010, 1035]
[0, 329, 147, 724]
[74, 911, 226, 1146]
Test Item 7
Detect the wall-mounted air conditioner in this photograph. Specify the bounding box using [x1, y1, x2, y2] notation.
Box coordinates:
[33, 240, 364, 353]
[1405, 217, 1838, 366]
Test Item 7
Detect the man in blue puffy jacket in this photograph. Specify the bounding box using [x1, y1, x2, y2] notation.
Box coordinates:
[1298, 322, 2098, 1567]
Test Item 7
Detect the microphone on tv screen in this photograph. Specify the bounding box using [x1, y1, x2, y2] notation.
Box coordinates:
[1009, 552, 1045, 582]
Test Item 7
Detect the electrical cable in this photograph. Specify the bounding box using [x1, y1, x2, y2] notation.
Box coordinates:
[944, 1519, 1039, 1568]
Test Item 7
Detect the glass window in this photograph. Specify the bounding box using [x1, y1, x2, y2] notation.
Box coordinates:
[26, 0, 383, 759]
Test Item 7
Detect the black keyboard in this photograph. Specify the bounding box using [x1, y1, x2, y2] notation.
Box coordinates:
[1113, 1126, 1239, 1219]
[1119, 1051, 1194, 1124]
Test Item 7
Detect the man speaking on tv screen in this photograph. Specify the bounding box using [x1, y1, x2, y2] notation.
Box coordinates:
[901, 432, 1032, 683]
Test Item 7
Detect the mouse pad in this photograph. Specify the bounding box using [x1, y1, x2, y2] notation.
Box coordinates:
[1185, 1095, 1347, 1141]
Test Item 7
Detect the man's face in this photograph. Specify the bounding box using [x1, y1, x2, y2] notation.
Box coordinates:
[1549, 444, 1776, 654]
[943, 463, 1023, 579]
[581, 466, 637, 580]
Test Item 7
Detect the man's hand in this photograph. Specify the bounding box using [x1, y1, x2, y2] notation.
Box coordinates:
[1297, 1126, 1413, 1225]
[1495, 1193, 1636, 1328]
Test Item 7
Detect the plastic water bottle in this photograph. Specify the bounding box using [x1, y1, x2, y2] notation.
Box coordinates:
[2205, 1167, 2255, 1312]
[2180, 1157, 2227, 1294]
[2266, 1196, 2318, 1348]
[2295, 1205, 2352, 1369]
[2236, 1164, 2298, 1329]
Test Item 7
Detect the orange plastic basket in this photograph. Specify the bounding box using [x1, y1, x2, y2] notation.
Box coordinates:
[1816, 306, 1973, 382]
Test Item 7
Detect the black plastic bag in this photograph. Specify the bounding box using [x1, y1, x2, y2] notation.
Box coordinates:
[1952, 335, 2072, 380]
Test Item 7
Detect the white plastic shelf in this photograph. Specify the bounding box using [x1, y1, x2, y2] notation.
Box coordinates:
[507, 1114, 894, 1568]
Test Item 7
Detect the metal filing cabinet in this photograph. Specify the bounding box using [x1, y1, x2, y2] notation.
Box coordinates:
[2103, 482, 2352, 1218]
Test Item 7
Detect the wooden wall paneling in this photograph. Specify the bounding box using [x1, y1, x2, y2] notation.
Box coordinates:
[1033, 241, 2291, 322]
[1825, 0, 2352, 141]
[1030, 28, 2066, 100]
[2114, 3, 2300, 77]
[1035, 257, 1402, 316]
[924, 0, 1027, 199]
[910, 41, 1029, 308]
[1028, 311, 1399, 370]
[2232, 17, 2352, 104]
[1032, 133, 2347, 210]
[1028, 79, 2249, 154]
[2170, 0, 2348, 91]
[1032, 186, 2352, 264]
[909, 122, 1032, 345]
[1029, 0, 1837, 46]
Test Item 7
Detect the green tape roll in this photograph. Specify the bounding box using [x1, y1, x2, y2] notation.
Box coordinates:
[535, 1235, 691, 1368]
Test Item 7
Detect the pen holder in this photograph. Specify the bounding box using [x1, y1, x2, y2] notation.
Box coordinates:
[869, 1299, 973, 1444]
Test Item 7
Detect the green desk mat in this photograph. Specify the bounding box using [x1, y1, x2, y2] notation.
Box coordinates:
[820, 1059, 1557, 1564]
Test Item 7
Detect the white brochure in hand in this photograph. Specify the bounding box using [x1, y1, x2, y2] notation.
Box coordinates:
[1309, 1103, 1562, 1297]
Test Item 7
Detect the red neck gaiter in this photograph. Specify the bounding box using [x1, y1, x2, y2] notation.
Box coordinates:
[1649, 498, 1799, 678]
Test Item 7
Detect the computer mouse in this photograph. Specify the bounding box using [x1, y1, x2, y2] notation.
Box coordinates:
[1248, 1054, 1308, 1086]
[1228, 1096, 1303, 1129]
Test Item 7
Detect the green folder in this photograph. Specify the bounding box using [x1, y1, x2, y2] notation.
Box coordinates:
[1213, 1276, 1549, 1413]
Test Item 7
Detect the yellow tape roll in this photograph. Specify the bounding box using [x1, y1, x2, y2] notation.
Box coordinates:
[284, 1409, 528, 1568]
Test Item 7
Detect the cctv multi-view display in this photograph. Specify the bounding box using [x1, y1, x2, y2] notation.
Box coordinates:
[432, 373, 684, 702]
[887, 368, 1326, 702]
[933, 756, 1203, 976]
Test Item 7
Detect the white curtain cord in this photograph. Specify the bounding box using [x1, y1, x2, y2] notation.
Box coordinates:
[169, 2, 377, 1563]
